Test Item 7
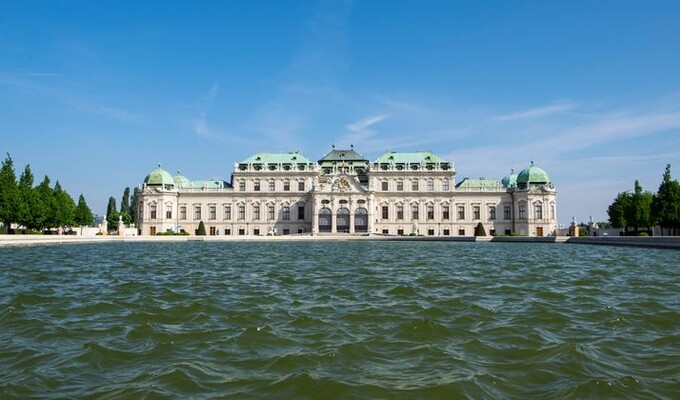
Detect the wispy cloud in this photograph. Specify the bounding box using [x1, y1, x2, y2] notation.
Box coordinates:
[493, 101, 575, 121]
[347, 114, 389, 132]
[245, 1, 352, 148]
[0, 70, 143, 122]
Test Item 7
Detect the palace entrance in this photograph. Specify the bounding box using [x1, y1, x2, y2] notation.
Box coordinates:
[336, 207, 350, 233]
[354, 207, 368, 233]
[318, 208, 332, 233]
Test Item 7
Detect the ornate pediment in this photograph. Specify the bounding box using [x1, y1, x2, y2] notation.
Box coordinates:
[317, 174, 368, 194]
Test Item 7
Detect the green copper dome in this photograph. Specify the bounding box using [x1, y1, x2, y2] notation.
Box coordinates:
[173, 171, 190, 188]
[516, 162, 550, 186]
[501, 169, 518, 188]
[144, 165, 175, 187]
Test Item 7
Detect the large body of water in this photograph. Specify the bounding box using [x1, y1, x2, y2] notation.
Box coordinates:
[1, 241, 679, 398]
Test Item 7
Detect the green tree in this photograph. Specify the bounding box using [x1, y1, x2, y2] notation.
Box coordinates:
[120, 187, 130, 216]
[33, 176, 55, 230]
[74, 194, 94, 229]
[651, 164, 680, 236]
[53, 181, 76, 229]
[0, 153, 19, 233]
[474, 222, 487, 236]
[130, 187, 140, 225]
[625, 180, 653, 233]
[17, 164, 36, 231]
[196, 221, 206, 236]
[608, 192, 631, 231]
[106, 196, 118, 232]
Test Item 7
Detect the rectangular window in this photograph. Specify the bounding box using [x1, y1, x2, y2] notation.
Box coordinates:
[194, 205, 201, 220]
[209, 226, 216, 236]
[382, 206, 389, 220]
[224, 205, 232, 220]
[457, 205, 465, 220]
[150, 204, 157, 219]
[412, 205, 419, 221]
[458, 228, 465, 236]
[283, 206, 290, 220]
[239, 181, 245, 191]
[381, 181, 388, 191]
[298, 181, 305, 191]
[268, 181, 275, 191]
[412, 180, 419, 191]
[180, 206, 187, 220]
[443, 229, 450, 236]
[504, 205, 511, 220]
[489, 206, 496, 220]
[225, 228, 231, 235]
[238, 205, 245, 220]
[534, 204, 543, 220]
[442, 205, 450, 220]
[284, 181, 290, 191]
[427, 205, 434, 220]
[550, 204, 555, 219]
[254, 181, 260, 191]
[473, 205, 480, 220]
[443, 180, 450, 191]
[283, 228, 290, 235]
[382, 229, 389, 235]
[238, 228, 245, 236]
[428, 228, 435, 236]
[519, 205, 526, 219]
[505, 229, 512, 235]
[268, 205, 275, 220]
[166, 208, 172, 219]
[397, 228, 404, 235]
[253, 205, 260, 220]
[427, 180, 434, 191]
[397, 181, 404, 191]
[253, 228, 260, 235]
[397, 205, 404, 220]
[297, 206, 304, 220]
[209, 205, 216, 220]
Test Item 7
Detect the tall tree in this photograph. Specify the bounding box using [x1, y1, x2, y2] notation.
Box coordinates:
[0, 153, 19, 233]
[53, 181, 75, 229]
[120, 187, 130, 215]
[651, 164, 680, 236]
[130, 187, 140, 225]
[608, 192, 630, 231]
[106, 196, 118, 232]
[33, 175, 54, 230]
[17, 164, 36, 230]
[625, 180, 653, 233]
[73, 194, 94, 229]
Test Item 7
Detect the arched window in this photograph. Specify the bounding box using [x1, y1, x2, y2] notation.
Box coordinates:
[337, 207, 350, 233]
[355, 207, 368, 233]
[318, 208, 332, 232]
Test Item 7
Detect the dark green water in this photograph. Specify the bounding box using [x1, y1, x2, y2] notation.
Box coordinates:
[1, 241, 679, 399]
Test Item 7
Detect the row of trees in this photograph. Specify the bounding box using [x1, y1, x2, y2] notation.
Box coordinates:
[607, 164, 680, 235]
[105, 186, 139, 231]
[0, 154, 93, 233]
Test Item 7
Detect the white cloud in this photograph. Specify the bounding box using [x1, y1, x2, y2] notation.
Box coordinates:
[346, 114, 389, 132]
[493, 102, 575, 121]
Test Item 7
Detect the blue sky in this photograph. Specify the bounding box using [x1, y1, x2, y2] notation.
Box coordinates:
[2, 1, 679, 223]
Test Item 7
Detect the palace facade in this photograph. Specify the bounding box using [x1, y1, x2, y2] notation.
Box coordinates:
[138, 147, 557, 236]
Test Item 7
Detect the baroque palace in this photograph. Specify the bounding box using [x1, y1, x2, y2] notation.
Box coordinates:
[138, 146, 557, 236]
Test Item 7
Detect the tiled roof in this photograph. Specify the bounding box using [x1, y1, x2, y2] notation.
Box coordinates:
[240, 151, 312, 165]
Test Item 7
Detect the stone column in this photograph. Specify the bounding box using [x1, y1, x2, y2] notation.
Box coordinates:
[331, 201, 337, 234]
[366, 194, 374, 235]
[311, 196, 319, 235]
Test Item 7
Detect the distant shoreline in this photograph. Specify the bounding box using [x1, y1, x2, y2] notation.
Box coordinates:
[1, 234, 679, 249]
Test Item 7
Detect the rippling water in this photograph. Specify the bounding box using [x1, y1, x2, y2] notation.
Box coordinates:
[1, 241, 679, 398]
